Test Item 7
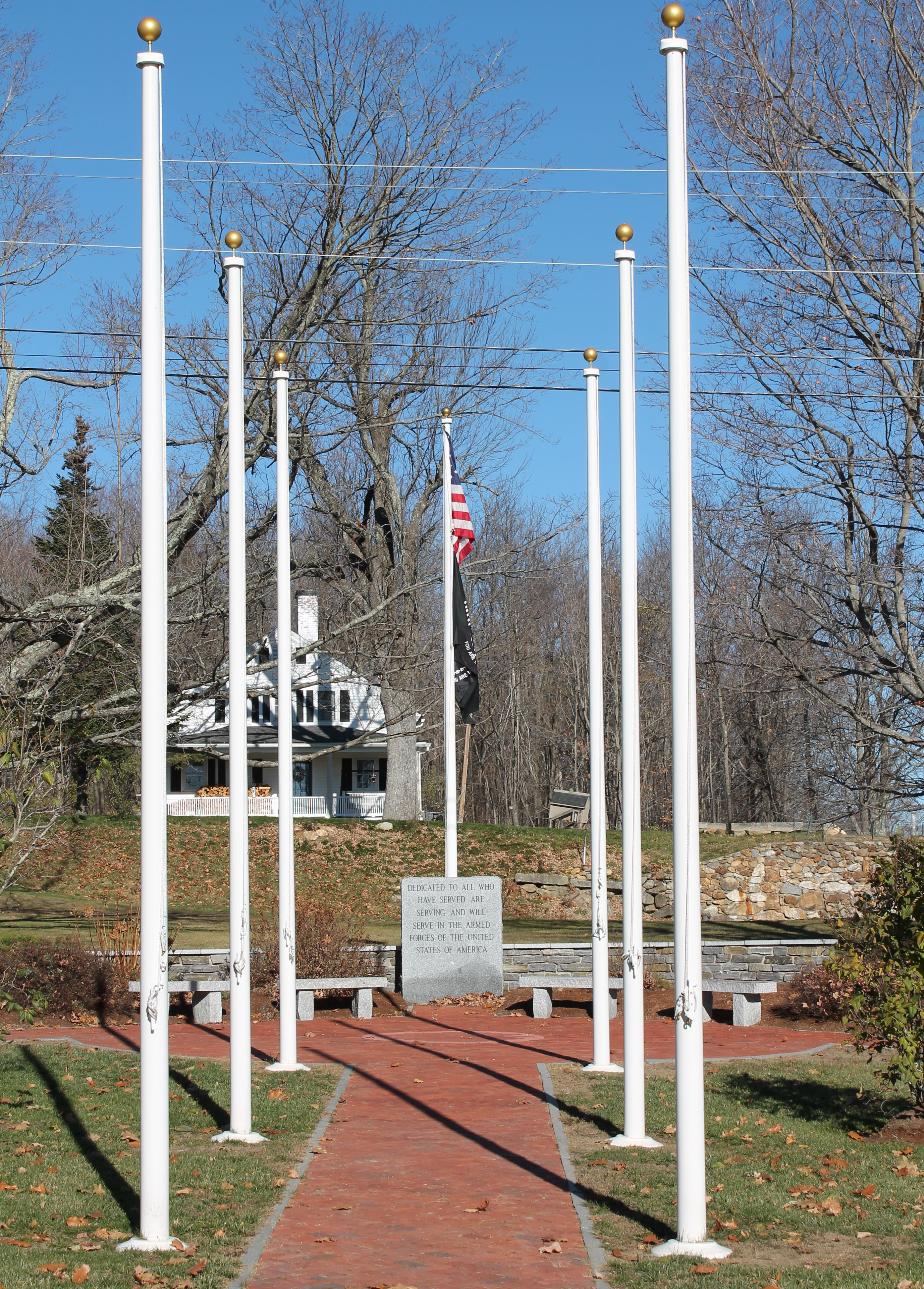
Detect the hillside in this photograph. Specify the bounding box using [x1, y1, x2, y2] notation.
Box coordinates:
[0, 816, 824, 946]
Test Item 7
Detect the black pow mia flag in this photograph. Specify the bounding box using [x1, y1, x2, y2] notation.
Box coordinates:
[452, 555, 480, 723]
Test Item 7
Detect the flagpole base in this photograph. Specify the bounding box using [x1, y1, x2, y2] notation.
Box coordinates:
[211, 1130, 267, 1145]
[583, 1062, 623, 1074]
[265, 1062, 311, 1073]
[609, 1133, 663, 1149]
[117, 1237, 184, 1254]
[650, 1239, 731, 1261]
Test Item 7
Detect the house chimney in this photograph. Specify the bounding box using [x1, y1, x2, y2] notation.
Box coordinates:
[296, 592, 318, 644]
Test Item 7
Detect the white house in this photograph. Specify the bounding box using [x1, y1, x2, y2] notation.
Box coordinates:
[165, 594, 427, 820]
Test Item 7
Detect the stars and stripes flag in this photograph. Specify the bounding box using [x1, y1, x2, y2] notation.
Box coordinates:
[447, 441, 479, 723]
[449, 441, 475, 564]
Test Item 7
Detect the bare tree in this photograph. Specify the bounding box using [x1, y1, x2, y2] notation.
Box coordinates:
[679, 0, 924, 813]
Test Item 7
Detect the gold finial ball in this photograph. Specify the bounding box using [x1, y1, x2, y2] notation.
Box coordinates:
[441, 407, 452, 418]
[583, 348, 598, 363]
[137, 17, 162, 42]
[616, 223, 634, 244]
[661, 3, 685, 30]
[224, 229, 243, 250]
[273, 346, 288, 367]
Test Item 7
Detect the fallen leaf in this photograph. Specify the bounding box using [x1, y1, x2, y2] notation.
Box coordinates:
[539, 1240, 562, 1254]
[692, 1266, 717, 1275]
[847, 1130, 864, 1141]
[72, 1267, 90, 1284]
[820, 1196, 842, 1215]
[267, 1089, 287, 1101]
[65, 1218, 89, 1229]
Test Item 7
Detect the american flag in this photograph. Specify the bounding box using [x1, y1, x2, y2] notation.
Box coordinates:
[449, 441, 475, 563]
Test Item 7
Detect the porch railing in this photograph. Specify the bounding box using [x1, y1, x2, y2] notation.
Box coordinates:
[165, 792, 386, 820]
[335, 791, 386, 819]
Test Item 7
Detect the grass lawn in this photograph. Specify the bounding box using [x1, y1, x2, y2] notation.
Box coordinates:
[553, 1050, 924, 1286]
[1, 815, 826, 947]
[0, 1041, 338, 1288]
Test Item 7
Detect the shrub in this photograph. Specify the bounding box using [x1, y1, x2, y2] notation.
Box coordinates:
[829, 837, 924, 1108]
[0, 937, 127, 1021]
[781, 963, 854, 1022]
[251, 893, 364, 1000]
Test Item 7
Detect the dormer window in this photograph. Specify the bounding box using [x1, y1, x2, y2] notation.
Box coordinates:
[339, 690, 351, 724]
[296, 690, 315, 723]
[250, 696, 259, 722]
[318, 689, 334, 725]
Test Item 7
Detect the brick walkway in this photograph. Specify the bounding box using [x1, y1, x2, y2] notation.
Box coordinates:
[11, 1012, 844, 1289]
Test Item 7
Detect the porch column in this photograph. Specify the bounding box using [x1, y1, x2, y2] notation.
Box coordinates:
[326, 751, 335, 816]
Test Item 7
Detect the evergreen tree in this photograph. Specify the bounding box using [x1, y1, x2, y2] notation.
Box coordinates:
[35, 417, 116, 588]
[34, 418, 119, 812]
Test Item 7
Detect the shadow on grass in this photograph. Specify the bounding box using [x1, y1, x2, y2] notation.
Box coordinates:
[718, 1069, 904, 1134]
[93, 1010, 229, 1130]
[20, 1045, 140, 1229]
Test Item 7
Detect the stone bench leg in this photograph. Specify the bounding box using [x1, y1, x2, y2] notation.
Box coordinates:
[532, 988, 552, 1019]
[608, 990, 618, 1021]
[352, 988, 373, 1020]
[192, 990, 222, 1025]
[732, 993, 762, 1027]
[297, 990, 315, 1021]
[702, 990, 714, 1023]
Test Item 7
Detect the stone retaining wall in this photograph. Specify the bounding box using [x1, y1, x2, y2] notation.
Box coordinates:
[516, 837, 891, 923]
[170, 938, 835, 992]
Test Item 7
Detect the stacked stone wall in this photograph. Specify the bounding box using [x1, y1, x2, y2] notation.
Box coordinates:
[516, 837, 892, 922]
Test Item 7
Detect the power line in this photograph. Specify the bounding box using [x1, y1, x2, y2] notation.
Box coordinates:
[5, 235, 924, 277]
[1, 358, 915, 402]
[4, 150, 924, 178]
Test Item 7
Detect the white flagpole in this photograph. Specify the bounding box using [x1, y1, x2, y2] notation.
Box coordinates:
[214, 230, 265, 1145]
[611, 227, 661, 1149]
[267, 348, 308, 1074]
[582, 349, 621, 1076]
[653, 3, 729, 1260]
[120, 17, 176, 1253]
[442, 408, 458, 879]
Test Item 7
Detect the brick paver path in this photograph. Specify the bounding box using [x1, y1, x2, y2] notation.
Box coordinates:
[11, 1011, 843, 1288]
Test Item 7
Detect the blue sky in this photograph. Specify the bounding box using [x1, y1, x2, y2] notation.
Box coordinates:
[8, 1, 679, 523]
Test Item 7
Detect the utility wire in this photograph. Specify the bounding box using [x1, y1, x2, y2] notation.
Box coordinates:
[1, 358, 915, 401]
[4, 234, 924, 276]
[4, 151, 924, 178]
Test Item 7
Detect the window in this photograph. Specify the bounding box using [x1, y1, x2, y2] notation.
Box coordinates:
[293, 761, 312, 795]
[296, 690, 315, 723]
[261, 694, 272, 723]
[250, 696, 260, 722]
[318, 689, 334, 725]
[355, 758, 378, 790]
[207, 757, 227, 788]
[169, 765, 182, 793]
[252, 765, 264, 786]
[339, 690, 351, 724]
[214, 699, 226, 724]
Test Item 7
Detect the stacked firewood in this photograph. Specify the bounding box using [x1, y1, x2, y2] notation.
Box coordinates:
[195, 785, 230, 797]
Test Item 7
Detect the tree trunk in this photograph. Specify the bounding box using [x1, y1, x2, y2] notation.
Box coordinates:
[380, 683, 419, 821]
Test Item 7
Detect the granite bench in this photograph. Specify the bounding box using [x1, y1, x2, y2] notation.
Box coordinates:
[518, 974, 624, 1020]
[295, 976, 388, 1020]
[129, 979, 230, 1025]
[702, 978, 777, 1027]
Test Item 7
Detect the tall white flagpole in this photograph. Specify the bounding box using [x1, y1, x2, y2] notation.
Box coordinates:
[653, 4, 729, 1260]
[582, 349, 621, 1076]
[442, 407, 458, 879]
[214, 230, 265, 1145]
[119, 17, 177, 1255]
[267, 348, 308, 1074]
[610, 227, 660, 1150]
